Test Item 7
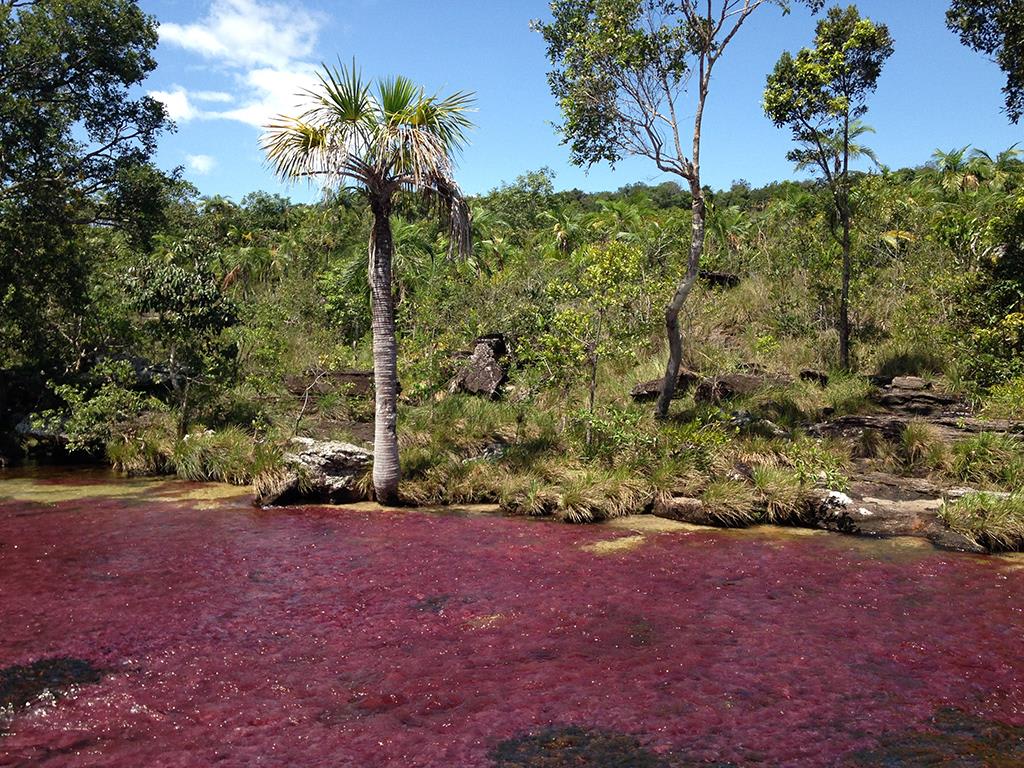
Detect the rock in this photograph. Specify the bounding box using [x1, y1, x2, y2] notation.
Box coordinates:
[284, 369, 375, 399]
[448, 334, 509, 400]
[728, 410, 788, 438]
[944, 487, 1012, 501]
[653, 495, 716, 525]
[891, 375, 930, 390]
[737, 361, 769, 376]
[629, 369, 699, 402]
[805, 490, 859, 533]
[806, 473, 986, 552]
[255, 437, 372, 506]
[876, 388, 962, 417]
[799, 369, 829, 387]
[809, 414, 908, 442]
[698, 269, 741, 289]
[15, 415, 69, 448]
[694, 373, 788, 404]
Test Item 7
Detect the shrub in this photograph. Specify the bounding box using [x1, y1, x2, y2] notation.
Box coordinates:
[751, 465, 809, 523]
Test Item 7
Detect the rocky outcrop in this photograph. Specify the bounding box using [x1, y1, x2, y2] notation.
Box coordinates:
[875, 376, 965, 417]
[630, 369, 699, 402]
[694, 372, 790, 404]
[448, 334, 509, 399]
[284, 369, 375, 399]
[805, 473, 986, 552]
[254, 437, 372, 506]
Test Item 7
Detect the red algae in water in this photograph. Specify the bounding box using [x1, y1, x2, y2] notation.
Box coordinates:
[1, 475, 1024, 767]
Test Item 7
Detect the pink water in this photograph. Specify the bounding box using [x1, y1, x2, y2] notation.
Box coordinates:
[2, 471, 1023, 767]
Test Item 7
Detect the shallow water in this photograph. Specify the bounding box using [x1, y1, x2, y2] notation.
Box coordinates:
[1, 469, 1023, 767]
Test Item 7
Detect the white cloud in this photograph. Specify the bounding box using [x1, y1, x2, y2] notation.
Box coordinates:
[160, 0, 321, 69]
[192, 90, 234, 104]
[186, 154, 217, 174]
[156, 0, 325, 130]
[215, 64, 319, 127]
[149, 86, 199, 122]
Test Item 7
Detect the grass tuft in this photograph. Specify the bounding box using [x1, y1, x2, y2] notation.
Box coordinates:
[940, 492, 1024, 551]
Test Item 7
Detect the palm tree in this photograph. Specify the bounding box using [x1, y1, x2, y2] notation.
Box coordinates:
[262, 61, 474, 503]
[931, 146, 977, 193]
[968, 144, 1023, 191]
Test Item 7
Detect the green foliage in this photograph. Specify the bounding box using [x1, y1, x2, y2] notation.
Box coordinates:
[127, 236, 239, 430]
[900, 420, 949, 473]
[764, 6, 894, 149]
[39, 361, 164, 453]
[982, 376, 1024, 419]
[0, 0, 171, 372]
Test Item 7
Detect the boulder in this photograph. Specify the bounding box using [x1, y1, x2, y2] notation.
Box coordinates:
[698, 269, 741, 289]
[694, 373, 788, 404]
[890, 375, 930, 390]
[284, 369, 375, 399]
[809, 414, 908, 443]
[728, 410, 788, 438]
[653, 495, 716, 525]
[448, 334, 509, 399]
[255, 437, 372, 506]
[799, 369, 829, 387]
[629, 369, 699, 402]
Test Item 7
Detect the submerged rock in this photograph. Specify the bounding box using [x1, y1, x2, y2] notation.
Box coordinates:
[0, 657, 103, 715]
[254, 437, 372, 506]
[492, 726, 681, 767]
[448, 334, 509, 400]
[847, 708, 1024, 766]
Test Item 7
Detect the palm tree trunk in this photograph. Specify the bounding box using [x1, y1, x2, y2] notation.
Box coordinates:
[368, 194, 401, 504]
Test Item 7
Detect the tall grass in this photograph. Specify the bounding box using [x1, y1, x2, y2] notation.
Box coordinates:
[940, 492, 1024, 551]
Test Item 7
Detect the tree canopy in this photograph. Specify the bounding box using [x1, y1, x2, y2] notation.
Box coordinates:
[0, 0, 171, 370]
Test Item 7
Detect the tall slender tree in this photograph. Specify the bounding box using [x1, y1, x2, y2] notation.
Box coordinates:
[764, 4, 893, 369]
[535, 0, 823, 419]
[263, 62, 474, 503]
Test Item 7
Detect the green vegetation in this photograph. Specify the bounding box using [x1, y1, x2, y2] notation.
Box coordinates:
[941, 492, 1024, 551]
[2, 1, 1023, 547]
[764, 4, 893, 368]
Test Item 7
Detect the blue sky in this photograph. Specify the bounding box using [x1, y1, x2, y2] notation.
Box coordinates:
[141, 0, 1023, 202]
